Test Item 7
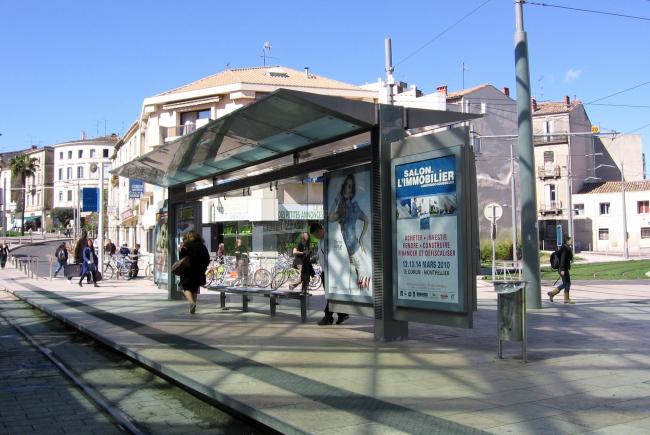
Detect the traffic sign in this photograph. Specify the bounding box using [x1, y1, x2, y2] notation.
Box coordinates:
[483, 203, 503, 222]
[591, 125, 600, 134]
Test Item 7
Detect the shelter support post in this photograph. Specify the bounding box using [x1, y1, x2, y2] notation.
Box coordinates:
[373, 105, 408, 341]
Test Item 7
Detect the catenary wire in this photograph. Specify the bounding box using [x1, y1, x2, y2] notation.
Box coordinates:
[395, 0, 493, 67]
[524, 1, 650, 21]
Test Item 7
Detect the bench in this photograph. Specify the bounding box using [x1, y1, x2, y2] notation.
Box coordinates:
[205, 285, 310, 323]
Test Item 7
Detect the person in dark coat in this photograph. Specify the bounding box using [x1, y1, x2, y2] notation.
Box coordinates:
[178, 231, 211, 314]
[54, 242, 68, 277]
[547, 236, 574, 304]
[79, 239, 99, 287]
[0, 240, 9, 269]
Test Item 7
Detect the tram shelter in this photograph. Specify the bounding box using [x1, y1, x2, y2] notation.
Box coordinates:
[113, 89, 480, 341]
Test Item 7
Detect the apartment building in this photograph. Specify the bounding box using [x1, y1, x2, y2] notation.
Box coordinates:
[53, 135, 118, 230]
[21, 146, 54, 231]
[0, 149, 31, 231]
[110, 65, 378, 254]
[573, 181, 650, 254]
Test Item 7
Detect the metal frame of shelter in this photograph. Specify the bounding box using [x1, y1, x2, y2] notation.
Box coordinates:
[113, 89, 480, 341]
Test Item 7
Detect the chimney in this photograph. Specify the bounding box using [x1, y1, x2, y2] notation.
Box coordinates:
[564, 95, 571, 108]
[532, 98, 538, 112]
[31, 144, 37, 150]
[436, 85, 448, 96]
[304, 66, 311, 78]
[502, 87, 510, 97]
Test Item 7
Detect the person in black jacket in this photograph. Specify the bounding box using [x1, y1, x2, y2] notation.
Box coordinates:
[547, 236, 575, 304]
[0, 240, 9, 269]
[178, 231, 211, 314]
[54, 242, 68, 277]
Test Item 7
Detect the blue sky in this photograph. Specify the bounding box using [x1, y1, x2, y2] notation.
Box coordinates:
[1, 0, 648, 176]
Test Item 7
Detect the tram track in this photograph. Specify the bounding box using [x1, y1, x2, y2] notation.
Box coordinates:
[0, 290, 261, 435]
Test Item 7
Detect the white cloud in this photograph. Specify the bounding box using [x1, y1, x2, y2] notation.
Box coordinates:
[565, 68, 582, 82]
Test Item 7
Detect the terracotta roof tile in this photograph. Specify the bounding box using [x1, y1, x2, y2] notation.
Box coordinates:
[446, 83, 490, 100]
[577, 180, 650, 194]
[159, 66, 363, 96]
[533, 100, 580, 115]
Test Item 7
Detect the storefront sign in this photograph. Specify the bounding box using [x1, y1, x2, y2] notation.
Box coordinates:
[278, 204, 323, 220]
[129, 179, 144, 199]
[324, 165, 373, 302]
[120, 208, 134, 221]
[394, 155, 459, 305]
[210, 197, 249, 222]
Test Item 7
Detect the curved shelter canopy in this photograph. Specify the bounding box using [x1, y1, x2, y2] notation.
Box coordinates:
[112, 89, 479, 187]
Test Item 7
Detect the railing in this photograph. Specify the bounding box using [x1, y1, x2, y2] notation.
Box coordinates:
[537, 165, 561, 179]
[533, 134, 568, 145]
[160, 123, 195, 142]
[539, 201, 563, 215]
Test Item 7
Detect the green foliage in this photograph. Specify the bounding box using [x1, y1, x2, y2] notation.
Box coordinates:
[50, 207, 74, 226]
[480, 240, 519, 263]
[8, 154, 40, 236]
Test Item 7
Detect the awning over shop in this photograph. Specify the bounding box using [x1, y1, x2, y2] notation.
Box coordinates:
[112, 89, 479, 188]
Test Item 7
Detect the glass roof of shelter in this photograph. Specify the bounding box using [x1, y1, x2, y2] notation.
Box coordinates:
[112, 89, 478, 187]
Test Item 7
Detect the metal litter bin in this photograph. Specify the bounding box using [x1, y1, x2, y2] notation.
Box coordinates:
[494, 280, 527, 361]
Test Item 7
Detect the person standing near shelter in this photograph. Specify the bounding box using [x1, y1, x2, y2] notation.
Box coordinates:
[68, 230, 88, 283]
[104, 239, 116, 256]
[311, 223, 349, 325]
[289, 232, 310, 290]
[0, 240, 9, 269]
[234, 238, 249, 286]
[547, 236, 575, 304]
[79, 239, 99, 287]
[129, 244, 140, 278]
[54, 242, 68, 277]
[178, 231, 211, 314]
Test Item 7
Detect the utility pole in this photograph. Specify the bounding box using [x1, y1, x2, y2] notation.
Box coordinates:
[566, 153, 574, 241]
[514, 0, 541, 308]
[621, 162, 629, 259]
[98, 163, 105, 274]
[384, 38, 395, 105]
[510, 144, 518, 264]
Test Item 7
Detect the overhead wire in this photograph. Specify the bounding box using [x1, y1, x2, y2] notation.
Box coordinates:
[395, 0, 494, 67]
[524, 1, 650, 21]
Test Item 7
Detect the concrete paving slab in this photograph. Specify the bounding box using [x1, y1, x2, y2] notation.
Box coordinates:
[2, 266, 650, 434]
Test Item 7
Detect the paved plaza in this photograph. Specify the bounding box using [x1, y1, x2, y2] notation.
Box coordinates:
[1, 265, 649, 434]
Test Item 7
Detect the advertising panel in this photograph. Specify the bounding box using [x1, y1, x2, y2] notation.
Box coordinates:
[394, 155, 460, 307]
[129, 179, 144, 199]
[81, 187, 99, 212]
[325, 165, 373, 301]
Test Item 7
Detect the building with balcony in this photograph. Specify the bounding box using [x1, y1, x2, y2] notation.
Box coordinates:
[573, 180, 650, 254]
[20, 146, 54, 231]
[53, 135, 118, 231]
[110, 65, 379, 254]
[0, 148, 33, 232]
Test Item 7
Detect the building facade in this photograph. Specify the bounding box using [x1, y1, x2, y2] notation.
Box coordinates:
[22, 146, 54, 231]
[53, 135, 118, 232]
[573, 181, 650, 254]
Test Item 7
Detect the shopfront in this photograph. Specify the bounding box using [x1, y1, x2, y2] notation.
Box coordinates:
[113, 89, 480, 341]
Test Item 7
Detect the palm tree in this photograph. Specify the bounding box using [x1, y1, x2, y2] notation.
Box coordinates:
[8, 154, 39, 236]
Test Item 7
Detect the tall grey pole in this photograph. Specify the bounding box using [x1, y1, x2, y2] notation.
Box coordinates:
[384, 38, 395, 105]
[621, 162, 629, 259]
[98, 164, 105, 275]
[566, 154, 574, 240]
[510, 143, 518, 264]
[514, 0, 541, 308]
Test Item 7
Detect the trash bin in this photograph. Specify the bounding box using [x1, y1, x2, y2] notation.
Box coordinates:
[494, 280, 527, 361]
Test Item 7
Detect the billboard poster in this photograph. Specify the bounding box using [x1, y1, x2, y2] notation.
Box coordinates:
[81, 187, 99, 212]
[395, 155, 459, 305]
[325, 165, 373, 301]
[129, 179, 144, 199]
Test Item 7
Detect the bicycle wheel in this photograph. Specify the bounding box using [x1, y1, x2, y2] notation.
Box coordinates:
[285, 268, 301, 287]
[103, 264, 114, 280]
[309, 274, 322, 290]
[271, 269, 287, 289]
[253, 268, 272, 288]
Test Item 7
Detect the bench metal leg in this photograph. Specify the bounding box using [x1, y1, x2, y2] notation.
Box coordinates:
[242, 295, 249, 312]
[220, 291, 226, 308]
[270, 295, 277, 317]
[300, 295, 307, 323]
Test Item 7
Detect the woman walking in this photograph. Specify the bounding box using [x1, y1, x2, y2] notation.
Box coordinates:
[79, 239, 99, 287]
[178, 231, 210, 314]
[0, 240, 9, 269]
[54, 242, 68, 277]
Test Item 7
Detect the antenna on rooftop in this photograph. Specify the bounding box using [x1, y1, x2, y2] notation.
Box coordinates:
[260, 41, 278, 66]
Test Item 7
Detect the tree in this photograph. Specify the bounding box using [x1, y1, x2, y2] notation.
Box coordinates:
[8, 154, 39, 236]
[50, 207, 74, 228]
